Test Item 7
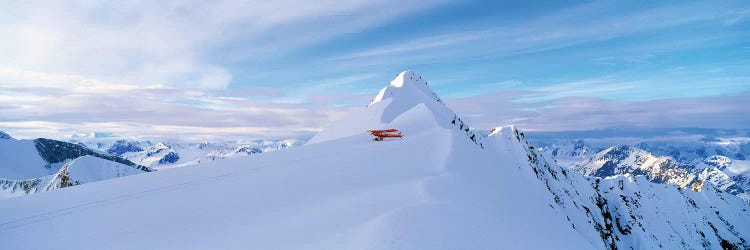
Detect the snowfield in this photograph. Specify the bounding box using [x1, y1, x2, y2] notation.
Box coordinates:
[0, 71, 748, 249]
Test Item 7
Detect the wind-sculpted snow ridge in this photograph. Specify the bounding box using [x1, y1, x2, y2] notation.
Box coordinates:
[0, 71, 748, 249]
[310, 70, 484, 148]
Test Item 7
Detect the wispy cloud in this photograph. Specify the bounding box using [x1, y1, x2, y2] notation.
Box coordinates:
[0, 68, 362, 140]
[516, 78, 645, 102]
[323, 1, 748, 68]
[0, 0, 453, 89]
[1, 1, 748, 140]
[448, 90, 750, 132]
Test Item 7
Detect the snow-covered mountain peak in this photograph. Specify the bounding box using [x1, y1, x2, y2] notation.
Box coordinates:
[539, 139, 595, 167]
[702, 155, 732, 170]
[486, 125, 521, 142]
[152, 142, 171, 150]
[387, 70, 415, 87]
[0, 131, 14, 140]
[106, 139, 144, 156]
[489, 125, 516, 135]
[194, 141, 224, 150]
[370, 70, 446, 108]
[310, 70, 462, 144]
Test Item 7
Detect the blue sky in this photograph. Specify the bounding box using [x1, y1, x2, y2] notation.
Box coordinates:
[0, 0, 749, 140]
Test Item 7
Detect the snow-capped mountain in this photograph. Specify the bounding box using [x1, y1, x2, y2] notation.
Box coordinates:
[697, 155, 750, 201]
[574, 145, 698, 188]
[633, 139, 750, 198]
[0, 132, 300, 198]
[118, 139, 304, 169]
[0, 134, 151, 198]
[125, 142, 181, 166]
[572, 145, 750, 203]
[0, 131, 14, 140]
[0, 71, 748, 249]
[106, 139, 146, 156]
[636, 137, 750, 163]
[497, 127, 750, 249]
[72, 137, 304, 169]
[540, 139, 595, 167]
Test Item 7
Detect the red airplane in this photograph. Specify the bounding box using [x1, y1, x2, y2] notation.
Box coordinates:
[367, 129, 403, 141]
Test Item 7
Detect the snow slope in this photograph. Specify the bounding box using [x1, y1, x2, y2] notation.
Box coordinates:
[0, 139, 51, 179]
[0, 71, 748, 249]
[0, 136, 151, 198]
[64, 155, 146, 184]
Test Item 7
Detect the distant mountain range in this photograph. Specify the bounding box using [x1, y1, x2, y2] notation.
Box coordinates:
[73, 138, 303, 169]
[540, 138, 750, 203]
[0, 131, 301, 198]
[0, 135, 151, 198]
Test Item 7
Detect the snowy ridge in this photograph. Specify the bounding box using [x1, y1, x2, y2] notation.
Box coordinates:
[70, 135, 302, 169]
[540, 139, 595, 167]
[507, 128, 750, 249]
[575, 145, 697, 188]
[572, 145, 750, 203]
[311, 70, 483, 147]
[0, 131, 14, 140]
[0, 135, 151, 198]
[116, 139, 302, 169]
[635, 137, 750, 163]
[0, 71, 748, 249]
[106, 139, 144, 155]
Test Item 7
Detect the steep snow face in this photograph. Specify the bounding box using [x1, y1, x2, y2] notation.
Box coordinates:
[492, 126, 750, 249]
[0, 71, 748, 249]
